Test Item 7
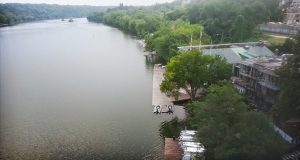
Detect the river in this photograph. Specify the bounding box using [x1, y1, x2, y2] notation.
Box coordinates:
[0, 19, 184, 160]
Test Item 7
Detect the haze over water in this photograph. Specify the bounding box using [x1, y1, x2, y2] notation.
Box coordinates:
[0, 19, 183, 160]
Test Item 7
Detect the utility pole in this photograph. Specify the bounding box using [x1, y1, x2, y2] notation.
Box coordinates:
[221, 32, 224, 44]
[199, 31, 202, 51]
[189, 34, 193, 51]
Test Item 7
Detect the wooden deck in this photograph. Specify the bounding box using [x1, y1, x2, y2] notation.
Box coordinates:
[152, 65, 173, 112]
[164, 138, 182, 160]
[151, 64, 189, 118]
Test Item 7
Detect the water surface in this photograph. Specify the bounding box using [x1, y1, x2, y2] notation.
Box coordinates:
[0, 19, 184, 160]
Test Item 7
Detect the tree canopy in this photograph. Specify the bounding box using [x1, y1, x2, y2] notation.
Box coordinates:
[88, 8, 209, 63]
[146, 20, 208, 63]
[87, 0, 281, 63]
[275, 35, 300, 120]
[187, 0, 280, 42]
[160, 50, 231, 100]
[188, 83, 287, 160]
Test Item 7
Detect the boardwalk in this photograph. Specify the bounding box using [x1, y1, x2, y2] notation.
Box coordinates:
[151, 64, 188, 118]
[164, 138, 182, 160]
[152, 64, 173, 113]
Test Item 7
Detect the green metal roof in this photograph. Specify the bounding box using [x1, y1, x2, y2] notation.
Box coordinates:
[202, 46, 274, 64]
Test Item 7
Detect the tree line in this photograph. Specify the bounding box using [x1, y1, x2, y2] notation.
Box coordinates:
[187, 0, 280, 42]
[87, 8, 209, 63]
[0, 3, 112, 25]
[88, 0, 281, 63]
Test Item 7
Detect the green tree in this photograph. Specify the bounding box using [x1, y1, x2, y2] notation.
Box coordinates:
[166, 7, 187, 21]
[280, 38, 296, 54]
[189, 84, 287, 160]
[275, 35, 300, 119]
[187, 0, 279, 42]
[87, 12, 104, 22]
[160, 50, 231, 100]
[231, 15, 247, 42]
[0, 14, 8, 24]
[146, 20, 205, 62]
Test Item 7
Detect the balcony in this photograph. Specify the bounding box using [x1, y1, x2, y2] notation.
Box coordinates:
[258, 81, 280, 91]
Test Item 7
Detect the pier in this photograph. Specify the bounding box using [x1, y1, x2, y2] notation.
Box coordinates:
[152, 64, 174, 113]
[144, 52, 156, 61]
[164, 138, 182, 160]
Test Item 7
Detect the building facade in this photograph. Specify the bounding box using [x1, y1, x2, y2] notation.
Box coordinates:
[233, 56, 287, 111]
[284, 0, 300, 25]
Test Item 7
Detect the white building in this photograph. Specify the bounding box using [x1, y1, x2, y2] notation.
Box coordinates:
[285, 0, 300, 25]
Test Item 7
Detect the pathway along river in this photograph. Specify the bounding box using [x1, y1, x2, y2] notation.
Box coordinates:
[0, 19, 184, 160]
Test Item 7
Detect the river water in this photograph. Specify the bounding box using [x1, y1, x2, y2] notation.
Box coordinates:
[0, 19, 185, 160]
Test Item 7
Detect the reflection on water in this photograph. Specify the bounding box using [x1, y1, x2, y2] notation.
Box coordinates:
[159, 118, 186, 139]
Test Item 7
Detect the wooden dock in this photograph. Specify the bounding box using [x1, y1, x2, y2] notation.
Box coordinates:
[152, 64, 173, 113]
[164, 138, 182, 160]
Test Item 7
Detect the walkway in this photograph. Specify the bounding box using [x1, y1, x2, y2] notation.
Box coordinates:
[152, 64, 173, 113]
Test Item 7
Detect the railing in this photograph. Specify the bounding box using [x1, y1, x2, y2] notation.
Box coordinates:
[178, 42, 266, 51]
[273, 125, 294, 144]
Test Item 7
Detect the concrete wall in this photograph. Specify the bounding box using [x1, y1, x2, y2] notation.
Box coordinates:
[257, 23, 300, 35]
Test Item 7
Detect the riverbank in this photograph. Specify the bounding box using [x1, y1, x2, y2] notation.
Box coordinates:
[0, 24, 10, 27]
[0, 3, 111, 27]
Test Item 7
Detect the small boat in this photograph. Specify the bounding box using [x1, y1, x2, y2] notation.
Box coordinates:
[68, 19, 74, 22]
[61, 19, 65, 21]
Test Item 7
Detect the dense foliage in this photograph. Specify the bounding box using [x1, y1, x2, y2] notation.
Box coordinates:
[88, 0, 280, 63]
[145, 20, 209, 63]
[88, 10, 164, 37]
[188, 83, 287, 160]
[0, 3, 111, 25]
[160, 50, 231, 100]
[278, 37, 297, 54]
[275, 35, 300, 120]
[187, 0, 280, 42]
[88, 8, 208, 63]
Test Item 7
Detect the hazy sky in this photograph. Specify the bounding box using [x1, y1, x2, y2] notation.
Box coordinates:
[0, 0, 175, 6]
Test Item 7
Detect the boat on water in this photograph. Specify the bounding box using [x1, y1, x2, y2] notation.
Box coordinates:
[68, 19, 74, 22]
[61, 19, 65, 21]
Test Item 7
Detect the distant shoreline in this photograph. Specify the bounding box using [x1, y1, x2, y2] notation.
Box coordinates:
[0, 17, 86, 27]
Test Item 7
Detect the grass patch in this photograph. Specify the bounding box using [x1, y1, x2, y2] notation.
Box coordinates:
[262, 35, 287, 46]
[248, 32, 288, 46]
